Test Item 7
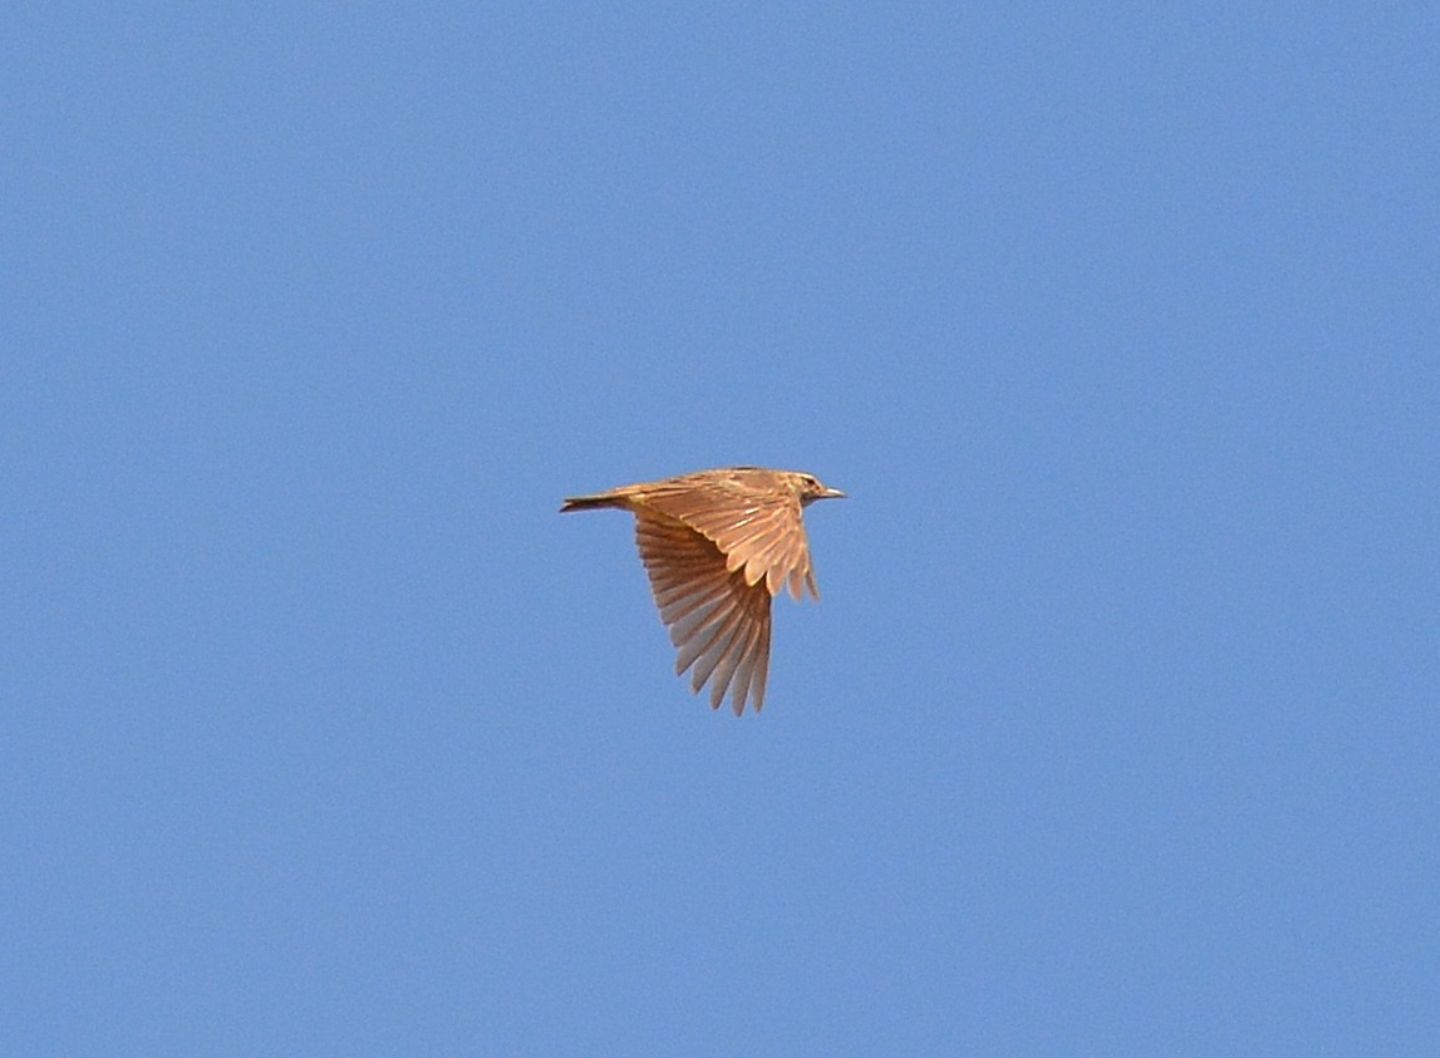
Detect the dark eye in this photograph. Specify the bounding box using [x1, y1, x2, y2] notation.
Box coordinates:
[804, 476, 818, 488]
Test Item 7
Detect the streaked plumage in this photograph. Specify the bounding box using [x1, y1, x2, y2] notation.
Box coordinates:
[560, 467, 845, 715]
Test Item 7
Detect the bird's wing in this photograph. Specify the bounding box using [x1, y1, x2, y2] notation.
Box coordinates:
[634, 510, 771, 715]
[638, 481, 818, 601]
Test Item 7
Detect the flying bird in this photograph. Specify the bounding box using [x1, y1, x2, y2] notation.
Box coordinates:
[561, 467, 846, 715]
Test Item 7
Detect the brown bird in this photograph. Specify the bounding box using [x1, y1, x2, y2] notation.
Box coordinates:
[561, 467, 846, 715]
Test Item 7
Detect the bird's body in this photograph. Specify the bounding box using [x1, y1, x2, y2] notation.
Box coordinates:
[561, 467, 845, 715]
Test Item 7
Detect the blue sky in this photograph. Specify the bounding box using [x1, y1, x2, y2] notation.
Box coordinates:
[5, 4, 1438, 1055]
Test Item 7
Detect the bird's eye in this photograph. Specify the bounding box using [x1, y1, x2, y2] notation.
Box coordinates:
[804, 476, 818, 488]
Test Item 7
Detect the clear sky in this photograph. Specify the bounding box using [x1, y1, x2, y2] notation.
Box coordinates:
[6, 5, 1438, 1055]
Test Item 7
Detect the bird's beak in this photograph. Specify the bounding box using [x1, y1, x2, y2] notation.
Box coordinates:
[820, 486, 847, 500]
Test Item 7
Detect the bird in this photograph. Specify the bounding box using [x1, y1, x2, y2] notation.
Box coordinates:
[560, 467, 846, 715]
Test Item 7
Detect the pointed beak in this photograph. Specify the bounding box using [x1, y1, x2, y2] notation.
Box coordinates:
[820, 486, 847, 500]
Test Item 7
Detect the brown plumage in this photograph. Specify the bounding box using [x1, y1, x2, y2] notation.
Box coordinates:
[561, 467, 846, 715]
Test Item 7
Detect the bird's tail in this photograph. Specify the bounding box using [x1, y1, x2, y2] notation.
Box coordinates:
[559, 493, 625, 513]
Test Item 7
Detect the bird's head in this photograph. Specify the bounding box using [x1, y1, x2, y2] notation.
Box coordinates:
[789, 471, 847, 506]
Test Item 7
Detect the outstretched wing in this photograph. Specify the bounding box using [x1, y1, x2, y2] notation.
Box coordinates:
[638, 479, 818, 601]
[634, 510, 772, 715]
